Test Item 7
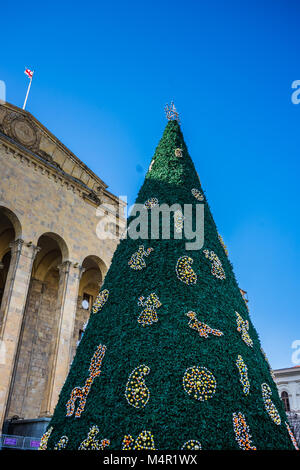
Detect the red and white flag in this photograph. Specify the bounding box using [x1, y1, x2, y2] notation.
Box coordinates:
[24, 68, 34, 79]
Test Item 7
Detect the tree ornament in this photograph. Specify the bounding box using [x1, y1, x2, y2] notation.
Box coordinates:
[148, 159, 155, 172]
[39, 426, 53, 450]
[191, 188, 204, 202]
[232, 412, 256, 450]
[218, 233, 228, 256]
[203, 250, 226, 280]
[185, 311, 223, 339]
[285, 422, 299, 450]
[235, 312, 253, 347]
[174, 148, 183, 158]
[92, 289, 109, 314]
[183, 366, 217, 401]
[164, 101, 179, 122]
[174, 209, 184, 233]
[261, 383, 281, 425]
[181, 440, 202, 450]
[144, 197, 159, 209]
[78, 425, 110, 450]
[122, 431, 156, 450]
[125, 365, 150, 409]
[54, 436, 68, 450]
[236, 355, 250, 395]
[137, 293, 162, 326]
[128, 245, 154, 270]
[176, 256, 197, 285]
[66, 344, 106, 418]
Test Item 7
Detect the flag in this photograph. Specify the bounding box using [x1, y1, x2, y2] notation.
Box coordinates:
[24, 68, 33, 79]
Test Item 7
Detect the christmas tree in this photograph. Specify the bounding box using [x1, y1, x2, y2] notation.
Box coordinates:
[40, 109, 298, 451]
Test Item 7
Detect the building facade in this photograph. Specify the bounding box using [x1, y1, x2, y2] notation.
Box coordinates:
[274, 366, 300, 414]
[274, 366, 300, 445]
[0, 102, 125, 436]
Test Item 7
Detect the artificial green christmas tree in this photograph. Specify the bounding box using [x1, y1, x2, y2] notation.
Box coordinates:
[41, 111, 298, 451]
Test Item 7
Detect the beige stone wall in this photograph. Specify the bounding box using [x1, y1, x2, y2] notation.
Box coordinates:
[0, 103, 125, 427]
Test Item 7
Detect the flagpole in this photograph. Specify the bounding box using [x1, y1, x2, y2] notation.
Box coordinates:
[23, 71, 34, 110]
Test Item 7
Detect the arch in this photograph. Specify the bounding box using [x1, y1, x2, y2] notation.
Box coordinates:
[0, 205, 22, 239]
[82, 254, 108, 279]
[37, 232, 69, 261]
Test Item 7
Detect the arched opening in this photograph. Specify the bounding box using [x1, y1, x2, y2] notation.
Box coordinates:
[0, 207, 20, 316]
[6, 233, 68, 420]
[70, 255, 105, 361]
[281, 391, 290, 412]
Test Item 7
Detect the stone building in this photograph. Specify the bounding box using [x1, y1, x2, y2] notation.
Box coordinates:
[0, 102, 125, 438]
[274, 366, 300, 414]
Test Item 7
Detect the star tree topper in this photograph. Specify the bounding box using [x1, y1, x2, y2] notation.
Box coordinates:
[164, 101, 180, 122]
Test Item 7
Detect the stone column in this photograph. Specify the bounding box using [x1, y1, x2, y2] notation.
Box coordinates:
[40, 261, 84, 416]
[0, 239, 40, 429]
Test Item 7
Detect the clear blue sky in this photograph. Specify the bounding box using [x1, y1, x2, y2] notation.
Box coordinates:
[1, 0, 300, 369]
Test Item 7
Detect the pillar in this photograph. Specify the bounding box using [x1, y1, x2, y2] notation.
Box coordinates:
[40, 261, 84, 416]
[0, 239, 40, 429]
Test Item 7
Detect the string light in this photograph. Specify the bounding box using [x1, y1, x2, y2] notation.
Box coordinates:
[191, 188, 204, 202]
[183, 366, 217, 401]
[125, 365, 150, 409]
[78, 425, 110, 450]
[144, 198, 159, 209]
[186, 311, 223, 339]
[92, 289, 109, 314]
[176, 256, 197, 285]
[122, 431, 156, 450]
[203, 250, 226, 280]
[236, 355, 250, 395]
[285, 422, 299, 450]
[174, 209, 184, 233]
[137, 293, 162, 326]
[128, 246, 153, 270]
[232, 412, 256, 450]
[181, 440, 202, 450]
[66, 344, 106, 418]
[236, 312, 253, 347]
[54, 436, 68, 450]
[261, 383, 281, 425]
[39, 426, 53, 450]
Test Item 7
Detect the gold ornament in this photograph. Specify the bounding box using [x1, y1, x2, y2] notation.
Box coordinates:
[191, 188, 204, 202]
[203, 249, 226, 280]
[183, 366, 217, 401]
[181, 440, 202, 450]
[92, 289, 109, 314]
[236, 312, 253, 347]
[137, 293, 162, 327]
[232, 412, 256, 450]
[39, 426, 53, 450]
[78, 425, 110, 450]
[66, 344, 106, 418]
[54, 436, 68, 450]
[261, 383, 281, 425]
[176, 256, 197, 285]
[186, 311, 223, 339]
[144, 198, 159, 209]
[122, 431, 156, 450]
[125, 365, 150, 409]
[236, 355, 250, 395]
[128, 245, 153, 270]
